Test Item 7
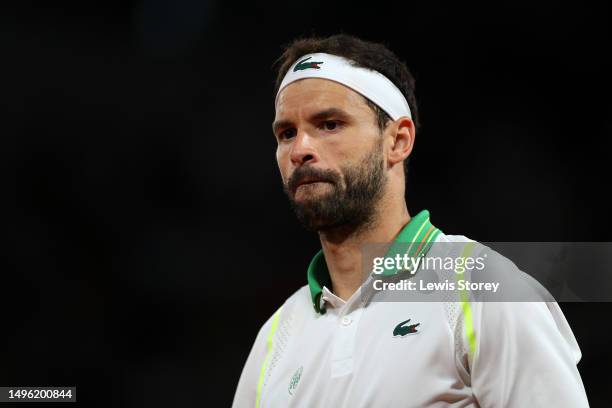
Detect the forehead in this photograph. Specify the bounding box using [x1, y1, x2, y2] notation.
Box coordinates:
[275, 78, 369, 119]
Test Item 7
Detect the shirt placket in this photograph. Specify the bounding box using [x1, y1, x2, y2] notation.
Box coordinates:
[330, 300, 364, 378]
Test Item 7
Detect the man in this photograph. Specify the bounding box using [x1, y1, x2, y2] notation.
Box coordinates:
[232, 34, 588, 407]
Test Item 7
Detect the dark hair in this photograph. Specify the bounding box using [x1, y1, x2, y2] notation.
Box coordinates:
[274, 34, 419, 174]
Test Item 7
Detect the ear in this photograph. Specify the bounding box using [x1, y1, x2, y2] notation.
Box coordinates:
[387, 116, 415, 167]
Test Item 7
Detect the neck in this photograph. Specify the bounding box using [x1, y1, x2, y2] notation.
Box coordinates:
[318, 196, 410, 301]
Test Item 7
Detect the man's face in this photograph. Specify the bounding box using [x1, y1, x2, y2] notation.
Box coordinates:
[273, 78, 387, 232]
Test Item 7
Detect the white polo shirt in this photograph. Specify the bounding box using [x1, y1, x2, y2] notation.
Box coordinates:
[232, 210, 589, 407]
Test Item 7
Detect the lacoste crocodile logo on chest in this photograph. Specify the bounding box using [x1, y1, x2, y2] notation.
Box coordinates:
[393, 318, 421, 337]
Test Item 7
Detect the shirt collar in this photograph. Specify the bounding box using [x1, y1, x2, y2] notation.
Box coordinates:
[306, 209, 442, 314]
[319, 286, 345, 310]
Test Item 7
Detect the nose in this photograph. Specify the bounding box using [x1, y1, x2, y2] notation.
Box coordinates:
[289, 130, 317, 166]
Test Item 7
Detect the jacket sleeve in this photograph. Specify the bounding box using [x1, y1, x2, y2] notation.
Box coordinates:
[470, 301, 589, 407]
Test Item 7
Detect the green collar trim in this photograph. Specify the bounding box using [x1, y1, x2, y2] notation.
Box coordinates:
[306, 210, 442, 314]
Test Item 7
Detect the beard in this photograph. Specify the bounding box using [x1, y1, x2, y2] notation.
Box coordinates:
[283, 141, 387, 233]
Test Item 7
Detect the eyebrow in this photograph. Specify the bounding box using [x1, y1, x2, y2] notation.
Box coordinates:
[272, 107, 352, 134]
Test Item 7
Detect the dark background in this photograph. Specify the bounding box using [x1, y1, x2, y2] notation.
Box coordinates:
[3, 0, 611, 406]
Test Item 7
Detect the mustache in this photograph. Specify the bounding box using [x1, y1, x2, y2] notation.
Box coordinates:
[286, 166, 341, 193]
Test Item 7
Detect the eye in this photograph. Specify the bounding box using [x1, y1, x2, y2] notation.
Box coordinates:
[322, 120, 340, 131]
[279, 128, 297, 140]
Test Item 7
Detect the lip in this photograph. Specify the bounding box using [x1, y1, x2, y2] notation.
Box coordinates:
[294, 178, 328, 192]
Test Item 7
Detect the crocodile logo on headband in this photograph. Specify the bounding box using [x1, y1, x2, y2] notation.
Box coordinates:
[293, 57, 324, 72]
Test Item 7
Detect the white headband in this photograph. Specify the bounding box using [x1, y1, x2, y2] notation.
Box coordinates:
[276, 53, 411, 120]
